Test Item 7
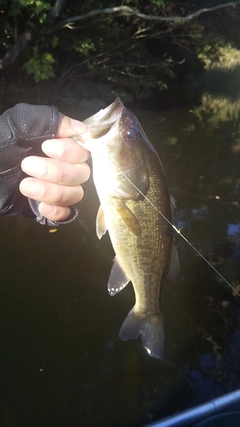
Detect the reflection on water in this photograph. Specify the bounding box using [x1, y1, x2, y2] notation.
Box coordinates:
[1, 92, 240, 427]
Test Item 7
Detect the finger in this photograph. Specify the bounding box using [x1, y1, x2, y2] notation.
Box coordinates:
[57, 113, 88, 138]
[19, 178, 84, 206]
[38, 203, 71, 221]
[41, 137, 90, 163]
[21, 156, 91, 186]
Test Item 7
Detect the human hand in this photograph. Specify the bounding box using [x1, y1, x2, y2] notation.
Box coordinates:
[19, 113, 90, 222]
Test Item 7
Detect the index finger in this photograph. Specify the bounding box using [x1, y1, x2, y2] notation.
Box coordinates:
[41, 138, 90, 163]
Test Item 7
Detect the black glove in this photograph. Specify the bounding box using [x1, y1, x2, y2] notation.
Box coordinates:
[0, 103, 78, 225]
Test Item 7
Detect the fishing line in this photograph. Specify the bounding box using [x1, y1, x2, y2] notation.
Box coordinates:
[111, 160, 240, 297]
[73, 135, 239, 297]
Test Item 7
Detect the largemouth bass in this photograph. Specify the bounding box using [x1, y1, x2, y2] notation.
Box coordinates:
[73, 98, 179, 358]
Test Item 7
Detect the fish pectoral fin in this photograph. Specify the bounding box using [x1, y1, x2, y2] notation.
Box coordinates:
[108, 257, 130, 296]
[114, 199, 141, 237]
[166, 242, 180, 282]
[96, 205, 108, 239]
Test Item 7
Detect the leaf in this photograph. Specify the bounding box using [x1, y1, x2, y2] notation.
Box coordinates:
[149, 0, 165, 8]
[23, 52, 56, 82]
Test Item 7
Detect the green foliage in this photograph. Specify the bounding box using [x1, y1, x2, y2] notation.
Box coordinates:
[198, 43, 240, 70]
[73, 38, 96, 56]
[7, 0, 51, 22]
[1, 0, 240, 101]
[51, 36, 59, 49]
[149, 0, 165, 8]
[23, 51, 56, 82]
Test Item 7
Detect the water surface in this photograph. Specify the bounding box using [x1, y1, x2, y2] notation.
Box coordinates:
[1, 92, 240, 427]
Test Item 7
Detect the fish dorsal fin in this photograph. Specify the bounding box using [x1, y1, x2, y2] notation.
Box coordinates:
[170, 194, 177, 211]
[108, 257, 130, 296]
[96, 205, 108, 239]
[166, 242, 180, 282]
[166, 195, 180, 281]
[114, 199, 141, 237]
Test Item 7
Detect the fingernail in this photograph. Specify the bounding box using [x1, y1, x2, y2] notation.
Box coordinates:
[39, 203, 56, 216]
[20, 178, 45, 197]
[21, 157, 47, 176]
[70, 119, 87, 134]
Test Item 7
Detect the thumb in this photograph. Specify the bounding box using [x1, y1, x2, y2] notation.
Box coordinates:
[56, 113, 87, 138]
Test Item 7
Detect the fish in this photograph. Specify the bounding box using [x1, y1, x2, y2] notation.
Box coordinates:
[72, 97, 179, 358]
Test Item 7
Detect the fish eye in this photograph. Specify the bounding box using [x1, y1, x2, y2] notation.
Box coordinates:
[124, 127, 137, 142]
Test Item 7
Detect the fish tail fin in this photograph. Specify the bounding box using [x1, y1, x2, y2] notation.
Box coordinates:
[118, 308, 164, 359]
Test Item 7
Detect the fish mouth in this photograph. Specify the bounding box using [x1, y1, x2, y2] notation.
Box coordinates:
[83, 97, 124, 138]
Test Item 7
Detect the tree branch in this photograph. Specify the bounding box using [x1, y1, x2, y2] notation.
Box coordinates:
[47, 3, 240, 33]
[0, 2, 239, 72]
[49, 0, 67, 20]
[0, 0, 67, 71]
[0, 29, 34, 71]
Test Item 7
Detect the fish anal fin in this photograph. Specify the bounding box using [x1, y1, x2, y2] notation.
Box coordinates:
[166, 242, 180, 282]
[96, 205, 108, 239]
[108, 257, 130, 296]
[114, 199, 141, 237]
[119, 307, 164, 359]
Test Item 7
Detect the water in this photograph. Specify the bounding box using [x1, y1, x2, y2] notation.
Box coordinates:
[1, 92, 240, 426]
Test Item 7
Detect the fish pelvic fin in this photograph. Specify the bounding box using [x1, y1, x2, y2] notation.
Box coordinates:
[96, 205, 108, 239]
[108, 257, 130, 296]
[118, 308, 164, 359]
